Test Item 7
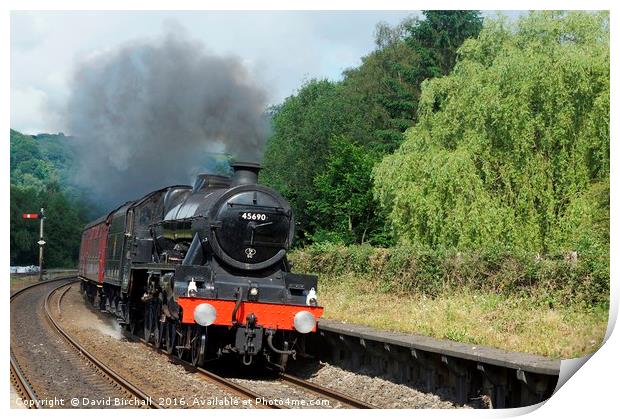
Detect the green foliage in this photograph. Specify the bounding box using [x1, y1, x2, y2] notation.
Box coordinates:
[349, 11, 484, 153]
[262, 11, 483, 244]
[291, 244, 609, 307]
[374, 11, 610, 254]
[308, 136, 391, 245]
[405, 11, 484, 80]
[10, 130, 89, 268]
[341, 30, 419, 153]
[10, 129, 59, 190]
[12, 184, 86, 268]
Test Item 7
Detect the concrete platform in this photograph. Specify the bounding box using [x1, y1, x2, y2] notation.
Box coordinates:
[318, 319, 560, 376]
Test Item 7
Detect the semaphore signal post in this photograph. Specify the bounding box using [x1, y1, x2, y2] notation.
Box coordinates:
[22, 208, 46, 281]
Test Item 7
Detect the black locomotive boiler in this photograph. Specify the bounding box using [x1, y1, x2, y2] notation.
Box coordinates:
[78, 162, 323, 369]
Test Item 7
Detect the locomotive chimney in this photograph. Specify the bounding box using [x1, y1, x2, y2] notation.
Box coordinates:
[231, 162, 261, 185]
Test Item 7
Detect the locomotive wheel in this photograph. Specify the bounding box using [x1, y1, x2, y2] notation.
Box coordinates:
[190, 325, 206, 367]
[165, 321, 177, 355]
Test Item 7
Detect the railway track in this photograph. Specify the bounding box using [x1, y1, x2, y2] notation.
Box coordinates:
[10, 276, 72, 408]
[136, 340, 283, 409]
[129, 326, 374, 408]
[10, 351, 39, 409]
[277, 372, 375, 409]
[134, 330, 375, 408]
[114, 302, 374, 408]
[10, 277, 160, 409]
[44, 281, 162, 408]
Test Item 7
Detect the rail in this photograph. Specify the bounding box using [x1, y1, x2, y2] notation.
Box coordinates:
[10, 275, 77, 408]
[44, 280, 162, 408]
[279, 372, 375, 408]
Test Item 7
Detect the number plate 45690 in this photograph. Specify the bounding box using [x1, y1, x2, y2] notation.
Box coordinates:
[240, 212, 268, 221]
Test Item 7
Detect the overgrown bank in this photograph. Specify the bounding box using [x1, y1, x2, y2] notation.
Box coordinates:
[291, 244, 609, 358]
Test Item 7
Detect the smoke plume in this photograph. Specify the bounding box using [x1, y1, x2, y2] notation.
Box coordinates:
[66, 31, 269, 209]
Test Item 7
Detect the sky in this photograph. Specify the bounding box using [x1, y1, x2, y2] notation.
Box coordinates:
[11, 10, 527, 136]
[11, 11, 424, 135]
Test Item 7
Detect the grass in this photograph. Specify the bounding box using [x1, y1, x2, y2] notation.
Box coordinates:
[317, 273, 608, 359]
[10, 273, 41, 292]
[292, 244, 609, 358]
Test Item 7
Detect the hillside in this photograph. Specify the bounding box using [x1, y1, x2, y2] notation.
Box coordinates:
[10, 129, 91, 267]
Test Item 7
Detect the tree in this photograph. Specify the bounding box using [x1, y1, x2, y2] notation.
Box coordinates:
[374, 12, 609, 253]
[10, 185, 41, 265]
[341, 36, 419, 153]
[308, 136, 390, 245]
[341, 12, 483, 154]
[10, 130, 91, 267]
[405, 11, 484, 82]
[260, 80, 351, 243]
[39, 183, 86, 267]
[10, 182, 89, 268]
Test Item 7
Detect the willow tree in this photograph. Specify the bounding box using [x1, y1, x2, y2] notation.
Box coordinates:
[373, 12, 609, 253]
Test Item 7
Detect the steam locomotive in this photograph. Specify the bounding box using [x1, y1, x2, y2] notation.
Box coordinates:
[78, 163, 323, 369]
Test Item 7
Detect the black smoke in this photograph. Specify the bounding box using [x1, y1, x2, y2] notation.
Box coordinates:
[66, 31, 269, 209]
